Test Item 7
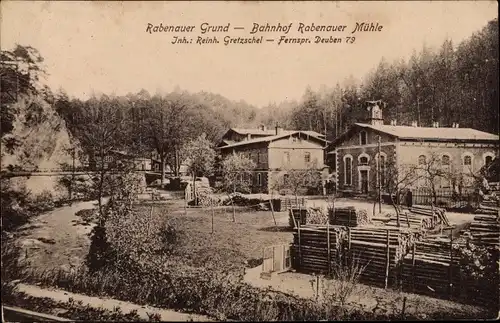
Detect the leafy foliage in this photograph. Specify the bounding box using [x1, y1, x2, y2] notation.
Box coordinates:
[220, 153, 257, 194]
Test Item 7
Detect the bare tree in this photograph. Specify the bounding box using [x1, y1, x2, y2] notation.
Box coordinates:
[276, 161, 322, 204]
[220, 153, 256, 222]
[384, 156, 422, 227]
[72, 96, 132, 222]
[182, 133, 216, 205]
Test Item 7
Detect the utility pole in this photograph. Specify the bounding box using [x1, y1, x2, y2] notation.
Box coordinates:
[377, 135, 382, 214]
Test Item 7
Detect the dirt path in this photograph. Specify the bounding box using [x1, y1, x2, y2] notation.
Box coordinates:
[243, 266, 486, 318]
[16, 199, 107, 272]
[15, 283, 211, 321]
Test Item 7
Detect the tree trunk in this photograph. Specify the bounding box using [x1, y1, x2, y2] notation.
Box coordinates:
[175, 147, 180, 177]
[160, 154, 166, 186]
[230, 190, 236, 222]
[192, 171, 197, 206]
[391, 193, 400, 227]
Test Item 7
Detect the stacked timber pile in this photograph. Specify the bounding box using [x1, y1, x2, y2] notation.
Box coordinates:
[410, 205, 449, 226]
[469, 214, 500, 249]
[189, 187, 221, 207]
[347, 227, 412, 287]
[291, 225, 347, 275]
[307, 207, 328, 225]
[400, 238, 461, 298]
[385, 211, 435, 231]
[329, 207, 371, 227]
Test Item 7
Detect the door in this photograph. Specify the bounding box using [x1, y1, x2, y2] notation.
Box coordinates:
[360, 170, 368, 194]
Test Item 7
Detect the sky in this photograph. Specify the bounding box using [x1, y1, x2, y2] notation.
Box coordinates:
[1, 1, 498, 108]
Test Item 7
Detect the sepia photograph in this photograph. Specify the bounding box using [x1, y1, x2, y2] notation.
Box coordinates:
[1, 0, 499, 321]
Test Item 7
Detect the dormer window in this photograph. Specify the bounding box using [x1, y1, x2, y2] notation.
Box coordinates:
[359, 156, 368, 165]
[360, 131, 367, 145]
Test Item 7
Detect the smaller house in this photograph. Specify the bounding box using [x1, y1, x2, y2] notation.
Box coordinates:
[218, 125, 329, 194]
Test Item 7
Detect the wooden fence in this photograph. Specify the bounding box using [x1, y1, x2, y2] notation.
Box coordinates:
[411, 188, 478, 209]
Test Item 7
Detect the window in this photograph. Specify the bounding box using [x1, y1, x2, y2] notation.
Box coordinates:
[257, 152, 260, 164]
[104, 155, 113, 163]
[359, 156, 368, 165]
[284, 152, 291, 164]
[304, 152, 311, 163]
[463, 155, 472, 166]
[442, 155, 450, 166]
[485, 155, 493, 166]
[257, 173, 262, 186]
[344, 156, 352, 186]
[360, 131, 367, 145]
[283, 173, 289, 185]
[418, 155, 426, 165]
[441, 155, 451, 188]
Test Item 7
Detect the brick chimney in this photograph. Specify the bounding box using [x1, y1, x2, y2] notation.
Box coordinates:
[432, 121, 440, 128]
[275, 123, 283, 135]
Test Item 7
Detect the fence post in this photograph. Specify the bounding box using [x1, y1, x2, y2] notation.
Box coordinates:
[327, 222, 331, 276]
[449, 238, 454, 297]
[412, 242, 416, 293]
[298, 223, 302, 269]
[385, 229, 390, 289]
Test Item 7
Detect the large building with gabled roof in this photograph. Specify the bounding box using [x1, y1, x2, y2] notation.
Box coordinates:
[327, 100, 499, 195]
[218, 125, 329, 194]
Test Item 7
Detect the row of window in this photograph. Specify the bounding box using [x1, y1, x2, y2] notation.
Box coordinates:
[343, 152, 495, 186]
[283, 152, 312, 163]
[237, 172, 263, 186]
[417, 153, 494, 168]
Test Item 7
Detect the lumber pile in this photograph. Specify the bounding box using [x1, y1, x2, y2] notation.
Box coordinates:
[410, 205, 449, 226]
[469, 214, 500, 249]
[307, 207, 328, 225]
[400, 239, 461, 298]
[347, 227, 410, 287]
[329, 207, 371, 227]
[385, 211, 435, 231]
[291, 225, 347, 275]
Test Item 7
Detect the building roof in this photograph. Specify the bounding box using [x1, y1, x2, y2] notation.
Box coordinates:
[330, 123, 499, 148]
[218, 130, 328, 150]
[230, 128, 325, 138]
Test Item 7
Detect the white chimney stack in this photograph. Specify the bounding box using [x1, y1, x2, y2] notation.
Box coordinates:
[411, 121, 418, 127]
[275, 123, 283, 135]
[259, 124, 266, 131]
[390, 120, 397, 126]
[432, 121, 440, 128]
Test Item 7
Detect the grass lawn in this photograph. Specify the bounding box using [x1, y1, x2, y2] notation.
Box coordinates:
[138, 201, 294, 272]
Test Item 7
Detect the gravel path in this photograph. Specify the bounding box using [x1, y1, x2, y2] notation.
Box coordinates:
[16, 283, 211, 321]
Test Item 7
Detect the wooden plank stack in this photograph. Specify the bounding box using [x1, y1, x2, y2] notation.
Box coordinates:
[410, 205, 449, 227]
[329, 207, 371, 227]
[385, 211, 436, 231]
[469, 214, 500, 249]
[347, 227, 410, 287]
[291, 225, 347, 275]
[400, 238, 461, 298]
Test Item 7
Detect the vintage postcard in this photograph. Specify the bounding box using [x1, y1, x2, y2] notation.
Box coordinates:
[1, 0, 498, 321]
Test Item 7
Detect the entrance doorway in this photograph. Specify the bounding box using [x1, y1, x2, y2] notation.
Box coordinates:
[360, 170, 369, 194]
